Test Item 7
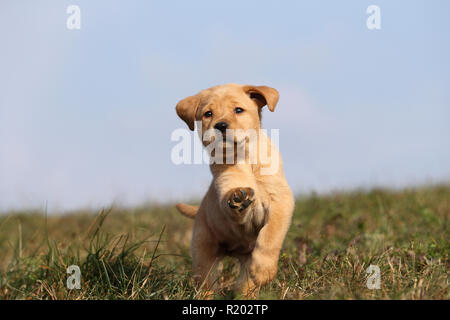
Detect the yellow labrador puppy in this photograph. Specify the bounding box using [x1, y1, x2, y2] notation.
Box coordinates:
[175, 83, 294, 297]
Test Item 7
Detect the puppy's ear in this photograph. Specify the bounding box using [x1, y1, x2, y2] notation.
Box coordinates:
[176, 95, 200, 131]
[243, 85, 279, 112]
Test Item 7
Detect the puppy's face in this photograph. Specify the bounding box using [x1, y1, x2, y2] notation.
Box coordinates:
[176, 84, 279, 145]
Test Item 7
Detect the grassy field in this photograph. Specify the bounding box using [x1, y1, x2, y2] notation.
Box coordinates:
[0, 185, 448, 300]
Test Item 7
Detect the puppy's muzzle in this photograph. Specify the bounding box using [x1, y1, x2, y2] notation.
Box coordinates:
[214, 121, 228, 133]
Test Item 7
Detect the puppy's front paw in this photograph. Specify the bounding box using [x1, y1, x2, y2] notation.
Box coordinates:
[249, 259, 278, 286]
[227, 187, 255, 213]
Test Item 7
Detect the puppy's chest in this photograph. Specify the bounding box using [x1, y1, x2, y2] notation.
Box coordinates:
[219, 238, 256, 257]
[209, 205, 266, 256]
[215, 222, 259, 256]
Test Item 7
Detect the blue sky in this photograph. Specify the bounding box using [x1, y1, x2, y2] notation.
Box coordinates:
[1, 0, 449, 212]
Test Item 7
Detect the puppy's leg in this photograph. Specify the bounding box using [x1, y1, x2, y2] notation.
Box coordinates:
[247, 196, 294, 287]
[191, 216, 220, 297]
[213, 167, 260, 221]
[235, 256, 259, 299]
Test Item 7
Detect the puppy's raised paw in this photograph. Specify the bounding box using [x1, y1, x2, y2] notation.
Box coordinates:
[227, 187, 255, 213]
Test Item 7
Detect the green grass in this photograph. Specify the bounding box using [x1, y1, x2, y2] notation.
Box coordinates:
[0, 185, 448, 300]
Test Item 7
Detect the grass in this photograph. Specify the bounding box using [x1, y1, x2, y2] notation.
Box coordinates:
[0, 185, 448, 300]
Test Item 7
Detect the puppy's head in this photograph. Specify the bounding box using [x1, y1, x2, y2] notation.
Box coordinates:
[176, 83, 279, 145]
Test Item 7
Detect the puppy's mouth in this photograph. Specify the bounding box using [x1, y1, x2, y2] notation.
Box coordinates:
[222, 131, 237, 143]
[202, 128, 250, 150]
[203, 129, 233, 141]
[222, 133, 251, 150]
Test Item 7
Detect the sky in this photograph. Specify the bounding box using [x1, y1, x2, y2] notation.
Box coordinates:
[1, 0, 449, 213]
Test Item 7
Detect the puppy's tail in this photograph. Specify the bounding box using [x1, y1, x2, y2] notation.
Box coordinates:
[175, 203, 199, 219]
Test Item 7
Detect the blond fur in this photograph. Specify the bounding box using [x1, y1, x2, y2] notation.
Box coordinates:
[175, 203, 198, 219]
[175, 83, 294, 298]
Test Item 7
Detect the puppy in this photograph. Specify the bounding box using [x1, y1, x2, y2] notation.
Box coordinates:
[175, 83, 294, 297]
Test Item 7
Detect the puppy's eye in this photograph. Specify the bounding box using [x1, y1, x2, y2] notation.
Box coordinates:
[204, 111, 212, 118]
[234, 107, 244, 114]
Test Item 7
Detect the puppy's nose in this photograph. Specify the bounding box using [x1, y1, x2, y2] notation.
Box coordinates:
[214, 122, 228, 133]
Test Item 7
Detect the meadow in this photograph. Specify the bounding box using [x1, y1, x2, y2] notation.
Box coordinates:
[0, 185, 448, 300]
